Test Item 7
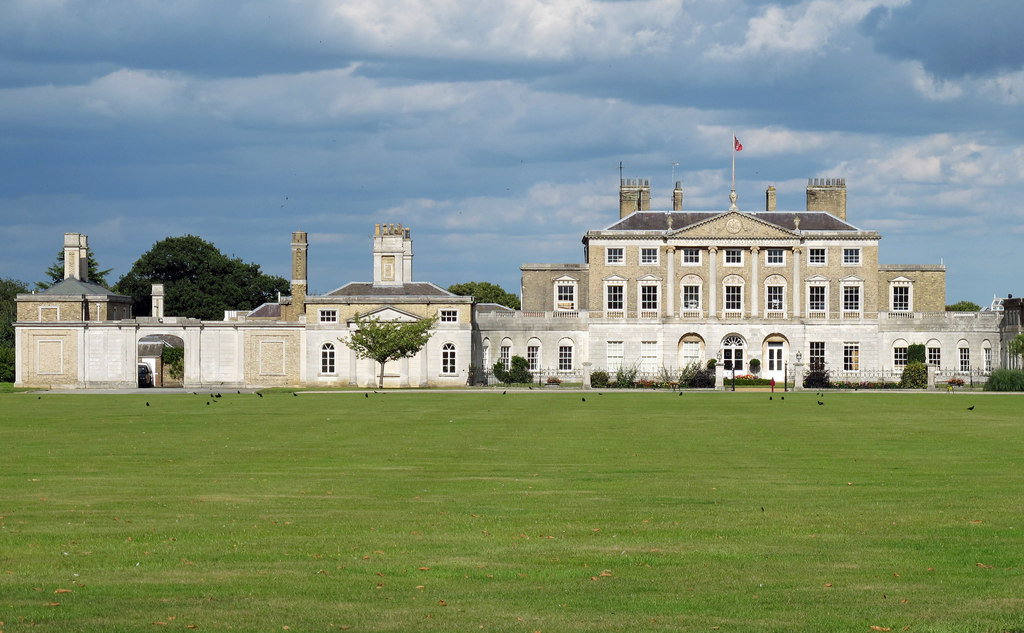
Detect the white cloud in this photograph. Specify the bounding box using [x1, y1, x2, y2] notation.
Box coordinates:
[906, 60, 963, 101]
[707, 0, 907, 59]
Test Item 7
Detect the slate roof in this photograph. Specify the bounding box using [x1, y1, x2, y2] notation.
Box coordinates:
[324, 282, 455, 297]
[247, 302, 283, 318]
[603, 211, 859, 233]
[36, 278, 127, 297]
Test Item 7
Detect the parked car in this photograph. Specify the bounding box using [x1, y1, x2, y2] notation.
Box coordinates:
[138, 364, 153, 388]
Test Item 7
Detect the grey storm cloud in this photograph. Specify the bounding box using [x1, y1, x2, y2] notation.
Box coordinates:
[861, 1, 1024, 78]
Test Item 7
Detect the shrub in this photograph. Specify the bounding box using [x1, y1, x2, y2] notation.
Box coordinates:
[162, 346, 184, 381]
[590, 370, 610, 388]
[899, 361, 928, 389]
[803, 367, 831, 389]
[677, 361, 701, 385]
[984, 369, 1024, 392]
[706, 358, 717, 370]
[687, 367, 715, 388]
[748, 358, 761, 374]
[908, 344, 926, 365]
[614, 364, 639, 388]
[0, 346, 14, 383]
[493, 355, 531, 385]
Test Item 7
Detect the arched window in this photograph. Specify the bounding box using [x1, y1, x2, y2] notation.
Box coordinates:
[721, 335, 745, 372]
[321, 342, 336, 375]
[557, 338, 574, 372]
[441, 343, 456, 375]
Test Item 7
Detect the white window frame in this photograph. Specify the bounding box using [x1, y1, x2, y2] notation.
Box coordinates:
[724, 248, 743, 266]
[843, 343, 860, 371]
[319, 309, 338, 323]
[605, 279, 626, 315]
[439, 309, 459, 323]
[808, 248, 826, 266]
[765, 284, 785, 313]
[959, 345, 971, 373]
[320, 342, 336, 375]
[640, 247, 659, 265]
[607, 341, 624, 372]
[554, 280, 577, 311]
[500, 345, 511, 371]
[558, 344, 573, 372]
[640, 341, 658, 373]
[890, 281, 912, 312]
[606, 247, 624, 265]
[681, 280, 702, 313]
[527, 344, 540, 371]
[765, 248, 785, 266]
[841, 279, 863, 316]
[893, 345, 908, 368]
[927, 346, 941, 367]
[441, 342, 456, 375]
[681, 248, 701, 265]
[808, 341, 825, 370]
[807, 284, 827, 314]
[723, 276, 744, 314]
[681, 340, 701, 368]
[842, 248, 862, 266]
[639, 283, 659, 314]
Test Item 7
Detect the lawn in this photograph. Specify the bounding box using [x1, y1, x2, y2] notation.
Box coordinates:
[0, 390, 1022, 632]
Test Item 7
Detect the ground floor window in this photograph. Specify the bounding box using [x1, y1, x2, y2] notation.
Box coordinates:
[558, 345, 573, 371]
[894, 346, 907, 368]
[928, 346, 941, 367]
[959, 347, 970, 373]
[500, 345, 511, 370]
[607, 341, 623, 371]
[809, 341, 825, 370]
[984, 347, 992, 372]
[441, 343, 456, 375]
[844, 343, 859, 371]
[527, 345, 539, 371]
[681, 340, 700, 367]
[321, 342, 336, 374]
[722, 335, 744, 372]
[641, 341, 658, 373]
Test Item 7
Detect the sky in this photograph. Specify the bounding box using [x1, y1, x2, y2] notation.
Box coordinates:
[2, 0, 1023, 306]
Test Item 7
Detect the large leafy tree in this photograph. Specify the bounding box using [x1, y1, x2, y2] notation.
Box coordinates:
[115, 235, 290, 321]
[447, 281, 520, 309]
[340, 314, 437, 388]
[36, 249, 113, 290]
[0, 277, 29, 383]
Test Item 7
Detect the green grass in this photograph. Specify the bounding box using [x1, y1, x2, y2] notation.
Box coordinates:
[1, 391, 1022, 632]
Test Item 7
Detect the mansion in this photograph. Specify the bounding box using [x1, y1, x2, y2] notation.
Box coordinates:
[13, 178, 1008, 389]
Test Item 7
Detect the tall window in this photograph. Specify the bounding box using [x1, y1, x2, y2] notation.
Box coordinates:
[894, 346, 908, 368]
[320, 342, 336, 374]
[766, 286, 784, 311]
[766, 249, 784, 265]
[682, 285, 700, 310]
[606, 247, 624, 264]
[556, 284, 576, 310]
[640, 247, 658, 264]
[843, 343, 860, 371]
[725, 249, 742, 265]
[891, 286, 910, 311]
[682, 248, 700, 264]
[607, 341, 624, 371]
[928, 346, 941, 367]
[500, 345, 511, 370]
[558, 345, 573, 371]
[843, 248, 861, 265]
[527, 345, 540, 371]
[441, 343, 456, 375]
[843, 286, 860, 312]
[681, 341, 700, 367]
[809, 341, 825, 370]
[808, 286, 826, 312]
[725, 285, 742, 311]
[640, 285, 659, 312]
[808, 248, 826, 265]
[959, 347, 970, 373]
[984, 347, 992, 372]
[606, 284, 624, 311]
[641, 341, 658, 373]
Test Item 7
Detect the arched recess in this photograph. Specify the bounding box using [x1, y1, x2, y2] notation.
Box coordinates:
[137, 334, 185, 388]
[891, 338, 909, 369]
[761, 333, 788, 381]
[526, 337, 543, 372]
[677, 333, 705, 369]
[720, 334, 746, 372]
[557, 337, 575, 372]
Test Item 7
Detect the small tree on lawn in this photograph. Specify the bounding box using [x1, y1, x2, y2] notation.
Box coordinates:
[340, 314, 437, 388]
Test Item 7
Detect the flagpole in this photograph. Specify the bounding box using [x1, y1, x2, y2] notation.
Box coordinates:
[729, 130, 738, 210]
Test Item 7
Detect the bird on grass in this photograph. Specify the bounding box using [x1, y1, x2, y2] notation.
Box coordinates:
[257, 392, 263, 398]
[769, 396, 772, 400]
[817, 400, 824, 406]
[364, 393, 369, 398]
[206, 401, 210, 406]
[146, 402, 150, 407]
[678, 392, 683, 396]
[237, 390, 241, 394]
[581, 397, 586, 402]
[502, 390, 506, 395]
[292, 392, 298, 397]
[968, 405, 975, 411]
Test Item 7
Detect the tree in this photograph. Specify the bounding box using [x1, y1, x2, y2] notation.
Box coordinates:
[1009, 333, 1024, 365]
[447, 281, 521, 310]
[946, 300, 981, 312]
[114, 235, 290, 321]
[1, 277, 29, 349]
[36, 249, 112, 290]
[340, 314, 437, 388]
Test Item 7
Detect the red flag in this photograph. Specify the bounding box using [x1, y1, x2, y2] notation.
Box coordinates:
[734, 136, 743, 152]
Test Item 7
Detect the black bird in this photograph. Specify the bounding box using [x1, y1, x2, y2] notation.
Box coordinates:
[215, 393, 221, 398]
[581, 397, 586, 402]
[502, 390, 506, 395]
[781, 396, 784, 400]
[206, 401, 210, 406]
[146, 402, 150, 407]
[257, 392, 263, 398]
[237, 390, 241, 394]
[364, 393, 369, 398]
[968, 405, 975, 411]
[293, 392, 298, 397]
[678, 392, 683, 396]
[598, 392, 603, 396]
[769, 396, 772, 400]
[817, 400, 824, 406]
[528, 386, 533, 390]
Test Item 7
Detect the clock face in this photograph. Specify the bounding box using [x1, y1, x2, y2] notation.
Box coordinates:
[726, 218, 742, 234]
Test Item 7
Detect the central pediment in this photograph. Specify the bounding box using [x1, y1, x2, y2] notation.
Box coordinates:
[349, 306, 423, 323]
[669, 211, 796, 239]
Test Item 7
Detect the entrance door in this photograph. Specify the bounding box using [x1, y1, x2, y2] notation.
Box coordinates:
[766, 342, 785, 382]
